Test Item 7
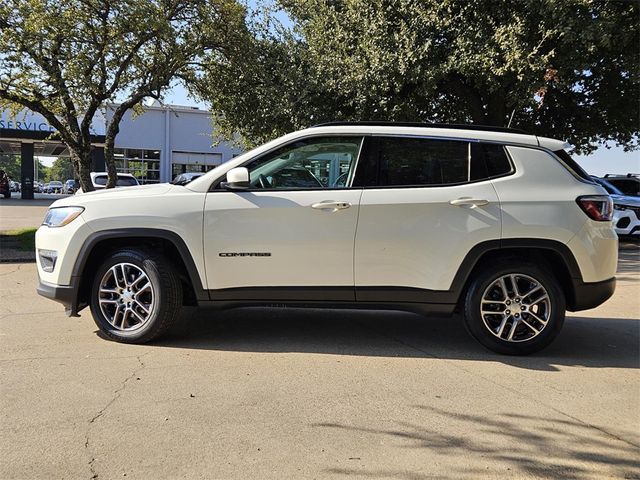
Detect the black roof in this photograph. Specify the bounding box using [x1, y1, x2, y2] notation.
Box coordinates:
[311, 121, 527, 135]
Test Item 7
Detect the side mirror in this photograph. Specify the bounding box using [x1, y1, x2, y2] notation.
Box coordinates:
[221, 167, 250, 190]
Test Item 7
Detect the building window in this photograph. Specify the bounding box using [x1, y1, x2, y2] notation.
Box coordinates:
[113, 148, 161, 184]
[171, 152, 222, 179]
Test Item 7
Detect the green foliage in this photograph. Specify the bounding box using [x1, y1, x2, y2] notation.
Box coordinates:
[198, 0, 639, 153]
[0, 155, 22, 180]
[0, 0, 248, 190]
[45, 158, 75, 183]
[2, 228, 37, 251]
[0, 154, 48, 181]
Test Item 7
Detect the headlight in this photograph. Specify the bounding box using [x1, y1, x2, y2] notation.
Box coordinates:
[42, 207, 84, 227]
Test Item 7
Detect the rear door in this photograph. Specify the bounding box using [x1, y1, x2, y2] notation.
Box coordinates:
[354, 136, 505, 301]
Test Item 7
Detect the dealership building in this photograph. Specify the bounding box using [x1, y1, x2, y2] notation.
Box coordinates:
[0, 103, 242, 198]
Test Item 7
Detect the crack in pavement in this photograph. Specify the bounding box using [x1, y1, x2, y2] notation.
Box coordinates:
[84, 353, 148, 479]
[0, 353, 150, 363]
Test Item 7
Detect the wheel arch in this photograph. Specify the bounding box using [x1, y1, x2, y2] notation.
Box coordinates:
[452, 239, 583, 311]
[72, 228, 207, 314]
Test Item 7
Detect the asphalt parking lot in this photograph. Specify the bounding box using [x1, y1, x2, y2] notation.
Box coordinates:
[0, 194, 64, 231]
[1, 247, 639, 479]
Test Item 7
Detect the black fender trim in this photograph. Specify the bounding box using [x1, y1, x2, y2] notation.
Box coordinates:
[36, 280, 78, 316]
[68, 228, 208, 313]
[570, 277, 616, 312]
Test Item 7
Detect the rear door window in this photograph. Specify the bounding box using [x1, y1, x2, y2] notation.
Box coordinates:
[375, 137, 470, 187]
[369, 137, 514, 187]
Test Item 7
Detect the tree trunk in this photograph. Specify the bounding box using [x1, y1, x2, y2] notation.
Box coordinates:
[103, 122, 120, 189]
[71, 147, 94, 192]
[104, 102, 136, 188]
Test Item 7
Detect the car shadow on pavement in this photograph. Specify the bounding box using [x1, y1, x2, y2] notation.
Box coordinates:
[146, 306, 639, 371]
[312, 405, 640, 480]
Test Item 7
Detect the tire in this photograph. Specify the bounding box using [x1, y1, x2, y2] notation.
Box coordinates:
[463, 260, 565, 355]
[3, 190, 9, 198]
[89, 248, 183, 343]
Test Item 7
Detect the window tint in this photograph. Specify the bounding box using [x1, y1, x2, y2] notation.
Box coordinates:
[606, 178, 639, 196]
[592, 177, 623, 195]
[481, 144, 512, 177]
[242, 136, 363, 189]
[377, 137, 470, 186]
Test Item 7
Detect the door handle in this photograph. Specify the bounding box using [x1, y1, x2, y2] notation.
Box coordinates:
[449, 197, 489, 207]
[311, 200, 351, 211]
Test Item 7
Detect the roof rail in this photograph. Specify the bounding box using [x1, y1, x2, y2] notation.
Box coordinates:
[310, 121, 528, 135]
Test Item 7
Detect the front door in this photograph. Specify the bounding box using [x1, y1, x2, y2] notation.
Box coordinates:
[204, 135, 365, 301]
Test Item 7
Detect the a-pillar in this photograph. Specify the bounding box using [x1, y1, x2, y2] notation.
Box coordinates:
[20, 142, 34, 200]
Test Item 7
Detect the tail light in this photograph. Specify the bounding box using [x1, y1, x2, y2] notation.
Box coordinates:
[576, 195, 613, 221]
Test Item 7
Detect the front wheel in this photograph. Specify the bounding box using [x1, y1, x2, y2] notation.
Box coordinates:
[90, 248, 183, 343]
[463, 261, 565, 355]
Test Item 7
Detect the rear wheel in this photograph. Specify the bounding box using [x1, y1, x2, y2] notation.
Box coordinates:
[90, 248, 182, 343]
[463, 261, 565, 355]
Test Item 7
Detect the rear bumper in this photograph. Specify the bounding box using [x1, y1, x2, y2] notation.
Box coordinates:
[36, 280, 80, 316]
[568, 277, 616, 311]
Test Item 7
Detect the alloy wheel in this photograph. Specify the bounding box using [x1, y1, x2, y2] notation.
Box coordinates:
[98, 263, 155, 331]
[480, 273, 551, 343]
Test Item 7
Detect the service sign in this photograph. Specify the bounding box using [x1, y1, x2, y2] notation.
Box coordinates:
[0, 109, 106, 136]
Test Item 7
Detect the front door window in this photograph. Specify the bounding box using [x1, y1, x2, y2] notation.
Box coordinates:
[242, 136, 363, 189]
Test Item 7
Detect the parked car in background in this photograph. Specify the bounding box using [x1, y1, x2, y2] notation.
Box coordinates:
[172, 172, 204, 185]
[47, 181, 64, 194]
[10, 180, 21, 192]
[603, 174, 639, 197]
[76, 172, 140, 194]
[592, 176, 640, 238]
[0, 170, 10, 198]
[64, 179, 79, 194]
[37, 122, 618, 355]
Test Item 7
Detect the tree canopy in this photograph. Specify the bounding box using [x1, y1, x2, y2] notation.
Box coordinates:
[198, 0, 639, 154]
[0, 0, 246, 190]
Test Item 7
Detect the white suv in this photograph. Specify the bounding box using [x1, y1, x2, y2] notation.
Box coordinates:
[35, 123, 618, 355]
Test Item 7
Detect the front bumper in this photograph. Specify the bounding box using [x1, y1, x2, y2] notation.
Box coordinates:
[613, 208, 640, 237]
[36, 279, 80, 317]
[569, 277, 616, 311]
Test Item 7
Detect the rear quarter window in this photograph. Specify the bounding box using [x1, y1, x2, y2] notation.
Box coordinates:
[553, 150, 593, 182]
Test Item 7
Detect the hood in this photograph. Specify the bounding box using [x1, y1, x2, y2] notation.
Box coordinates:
[611, 194, 640, 207]
[50, 183, 173, 208]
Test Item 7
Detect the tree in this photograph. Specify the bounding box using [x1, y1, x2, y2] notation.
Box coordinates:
[197, 0, 639, 154]
[45, 157, 75, 183]
[0, 0, 246, 191]
[0, 154, 48, 181]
